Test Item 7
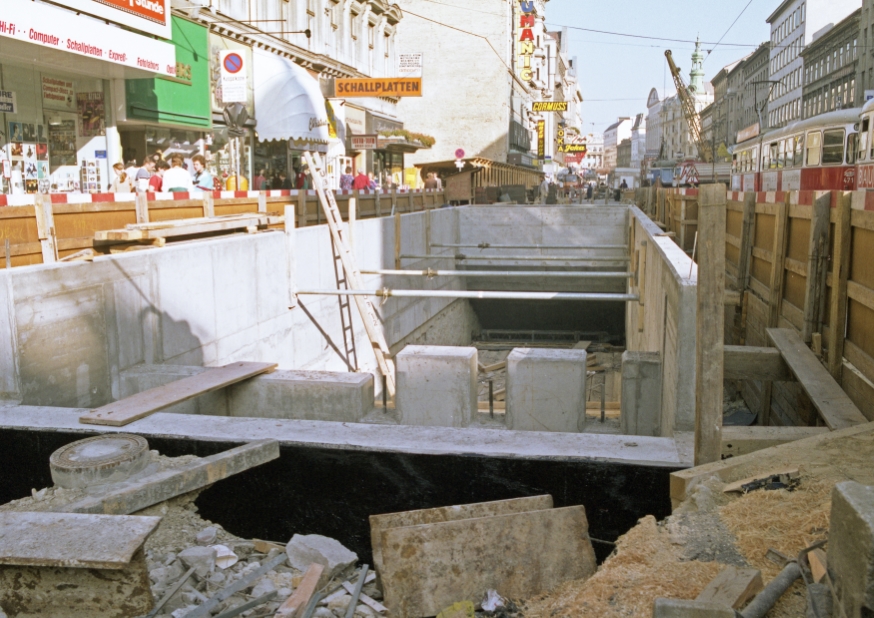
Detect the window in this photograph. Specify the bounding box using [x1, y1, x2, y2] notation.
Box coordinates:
[847, 133, 857, 164]
[778, 139, 786, 168]
[806, 131, 822, 166]
[822, 129, 845, 164]
[794, 135, 804, 166]
[769, 142, 779, 168]
[859, 118, 869, 161]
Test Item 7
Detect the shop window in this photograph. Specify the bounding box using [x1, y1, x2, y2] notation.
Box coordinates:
[822, 129, 845, 165]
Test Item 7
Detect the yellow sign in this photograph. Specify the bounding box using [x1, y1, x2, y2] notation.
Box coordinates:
[561, 144, 588, 154]
[336, 78, 422, 98]
[533, 101, 568, 112]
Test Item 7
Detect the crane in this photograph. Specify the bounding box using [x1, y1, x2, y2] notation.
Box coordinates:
[665, 50, 712, 163]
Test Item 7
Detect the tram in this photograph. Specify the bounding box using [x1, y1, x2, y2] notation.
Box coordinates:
[731, 107, 860, 192]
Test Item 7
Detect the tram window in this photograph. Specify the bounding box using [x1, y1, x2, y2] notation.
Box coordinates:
[778, 141, 787, 168]
[822, 129, 845, 165]
[769, 143, 779, 168]
[732, 154, 737, 174]
[752, 146, 758, 172]
[847, 133, 857, 165]
[806, 132, 822, 166]
[861, 119, 870, 161]
[794, 136, 804, 167]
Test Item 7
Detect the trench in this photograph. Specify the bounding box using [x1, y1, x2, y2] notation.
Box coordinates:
[0, 429, 675, 565]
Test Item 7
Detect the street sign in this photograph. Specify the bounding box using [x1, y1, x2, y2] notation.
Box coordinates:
[455, 149, 465, 159]
[220, 51, 247, 103]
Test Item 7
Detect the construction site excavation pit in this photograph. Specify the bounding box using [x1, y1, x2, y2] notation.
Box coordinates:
[0, 204, 697, 609]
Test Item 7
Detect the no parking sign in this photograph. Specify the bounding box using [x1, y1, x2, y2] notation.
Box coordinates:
[219, 51, 247, 103]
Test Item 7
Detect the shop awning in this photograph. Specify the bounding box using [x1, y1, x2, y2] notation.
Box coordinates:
[253, 49, 330, 149]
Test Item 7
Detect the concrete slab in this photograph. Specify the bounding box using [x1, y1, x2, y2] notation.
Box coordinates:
[370, 495, 554, 581]
[379, 505, 596, 617]
[506, 348, 587, 433]
[652, 598, 736, 617]
[621, 351, 663, 437]
[0, 405, 687, 467]
[396, 346, 477, 428]
[828, 481, 874, 618]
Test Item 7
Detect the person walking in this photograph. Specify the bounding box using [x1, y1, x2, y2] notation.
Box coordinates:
[134, 157, 156, 192]
[162, 154, 194, 192]
[340, 166, 354, 191]
[149, 160, 169, 192]
[191, 154, 214, 192]
[538, 177, 550, 204]
[110, 163, 133, 193]
[352, 169, 370, 191]
[253, 169, 267, 191]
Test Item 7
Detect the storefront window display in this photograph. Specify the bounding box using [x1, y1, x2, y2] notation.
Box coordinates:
[0, 63, 110, 195]
[374, 150, 404, 189]
[208, 127, 252, 191]
[253, 139, 288, 190]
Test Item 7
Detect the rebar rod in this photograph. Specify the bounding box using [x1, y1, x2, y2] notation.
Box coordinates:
[431, 243, 627, 250]
[298, 289, 639, 302]
[361, 269, 634, 278]
[400, 254, 630, 262]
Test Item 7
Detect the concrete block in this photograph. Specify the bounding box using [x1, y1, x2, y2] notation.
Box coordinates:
[652, 598, 736, 617]
[228, 370, 374, 422]
[828, 481, 874, 618]
[285, 534, 357, 580]
[370, 495, 554, 580]
[396, 346, 477, 428]
[379, 505, 596, 618]
[621, 351, 663, 437]
[506, 348, 587, 433]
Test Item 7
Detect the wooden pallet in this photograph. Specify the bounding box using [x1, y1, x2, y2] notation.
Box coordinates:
[94, 213, 283, 245]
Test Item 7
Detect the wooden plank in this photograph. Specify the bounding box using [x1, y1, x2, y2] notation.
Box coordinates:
[54, 440, 280, 515]
[842, 359, 874, 421]
[203, 193, 215, 218]
[0, 512, 161, 569]
[736, 192, 757, 295]
[848, 280, 874, 312]
[79, 361, 277, 426]
[721, 426, 829, 458]
[34, 193, 58, 264]
[751, 246, 774, 262]
[724, 345, 793, 381]
[695, 185, 726, 465]
[394, 211, 401, 270]
[94, 215, 275, 243]
[762, 196, 790, 426]
[802, 192, 830, 342]
[135, 193, 150, 224]
[340, 582, 388, 614]
[784, 256, 808, 277]
[695, 566, 763, 609]
[276, 563, 325, 618]
[767, 328, 868, 430]
[809, 549, 827, 583]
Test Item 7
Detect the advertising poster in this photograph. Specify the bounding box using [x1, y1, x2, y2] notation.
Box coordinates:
[49, 120, 77, 169]
[77, 93, 105, 137]
[42, 77, 75, 111]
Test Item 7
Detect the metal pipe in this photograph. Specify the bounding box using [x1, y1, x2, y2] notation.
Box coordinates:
[298, 289, 640, 302]
[361, 269, 634, 279]
[400, 254, 630, 262]
[489, 380, 494, 418]
[741, 562, 801, 618]
[431, 243, 627, 250]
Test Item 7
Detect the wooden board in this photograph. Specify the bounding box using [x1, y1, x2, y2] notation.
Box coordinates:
[79, 361, 277, 426]
[766, 328, 868, 430]
[721, 426, 829, 458]
[0, 512, 160, 569]
[696, 566, 763, 609]
[724, 345, 793, 381]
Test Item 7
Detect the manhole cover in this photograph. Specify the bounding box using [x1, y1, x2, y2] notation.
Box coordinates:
[50, 434, 151, 489]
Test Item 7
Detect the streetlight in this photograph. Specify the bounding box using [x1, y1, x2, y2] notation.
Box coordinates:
[750, 79, 784, 179]
[711, 89, 737, 183]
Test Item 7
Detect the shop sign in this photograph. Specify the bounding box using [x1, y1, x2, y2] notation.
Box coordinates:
[398, 53, 423, 78]
[0, 91, 16, 114]
[533, 101, 568, 112]
[0, 1, 175, 76]
[737, 122, 760, 143]
[536, 120, 545, 159]
[336, 78, 422, 98]
[42, 77, 75, 111]
[220, 51, 247, 103]
[515, 0, 540, 82]
[41, 0, 171, 40]
[351, 135, 378, 150]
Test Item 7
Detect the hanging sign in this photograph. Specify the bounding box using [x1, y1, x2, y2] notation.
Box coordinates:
[351, 134, 378, 150]
[336, 78, 422, 97]
[515, 0, 540, 82]
[536, 120, 545, 159]
[0, 90, 15, 114]
[533, 101, 568, 112]
[219, 51, 247, 103]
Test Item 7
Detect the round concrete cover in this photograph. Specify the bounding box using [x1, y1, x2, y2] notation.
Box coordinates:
[50, 434, 150, 489]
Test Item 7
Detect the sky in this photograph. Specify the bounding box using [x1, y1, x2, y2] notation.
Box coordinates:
[545, 0, 781, 134]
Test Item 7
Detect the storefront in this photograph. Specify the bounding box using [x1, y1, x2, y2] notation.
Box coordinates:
[0, 0, 175, 195]
[118, 16, 211, 170]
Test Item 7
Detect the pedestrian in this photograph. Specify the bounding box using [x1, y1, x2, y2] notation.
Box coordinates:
[539, 177, 549, 204]
[110, 162, 133, 193]
[620, 179, 628, 190]
[424, 172, 438, 190]
[352, 169, 370, 191]
[162, 154, 194, 192]
[253, 169, 267, 191]
[134, 157, 156, 192]
[191, 154, 214, 192]
[278, 171, 293, 190]
[367, 172, 378, 190]
[149, 159, 170, 192]
[340, 166, 354, 191]
[124, 159, 138, 181]
[295, 167, 309, 190]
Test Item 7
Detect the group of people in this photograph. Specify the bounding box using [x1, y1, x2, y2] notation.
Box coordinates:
[111, 153, 214, 194]
[251, 167, 313, 191]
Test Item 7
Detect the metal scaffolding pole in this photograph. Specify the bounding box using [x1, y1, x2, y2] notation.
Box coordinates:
[298, 289, 639, 302]
[361, 269, 634, 279]
[400, 254, 631, 262]
[431, 243, 628, 250]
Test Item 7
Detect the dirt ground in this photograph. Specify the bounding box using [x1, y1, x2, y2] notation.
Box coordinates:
[523, 423, 874, 618]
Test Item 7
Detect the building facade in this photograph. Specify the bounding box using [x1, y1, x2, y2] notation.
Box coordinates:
[645, 89, 663, 160]
[603, 118, 632, 172]
[658, 42, 713, 163]
[857, 0, 874, 105]
[738, 43, 772, 141]
[802, 9, 861, 119]
[767, 0, 859, 129]
[580, 133, 604, 176]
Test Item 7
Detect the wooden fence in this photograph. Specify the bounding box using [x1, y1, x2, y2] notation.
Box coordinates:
[0, 188, 447, 268]
[638, 187, 874, 427]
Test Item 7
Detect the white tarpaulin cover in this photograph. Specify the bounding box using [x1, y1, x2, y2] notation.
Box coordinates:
[253, 49, 330, 147]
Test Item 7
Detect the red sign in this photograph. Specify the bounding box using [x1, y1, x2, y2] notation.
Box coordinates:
[223, 53, 244, 74]
[92, 0, 167, 26]
[455, 149, 465, 159]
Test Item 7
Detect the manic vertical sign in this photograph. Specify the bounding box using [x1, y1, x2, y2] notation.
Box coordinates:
[515, 1, 539, 83]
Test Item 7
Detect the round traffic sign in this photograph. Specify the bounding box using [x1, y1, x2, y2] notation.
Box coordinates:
[223, 53, 244, 74]
[455, 148, 465, 159]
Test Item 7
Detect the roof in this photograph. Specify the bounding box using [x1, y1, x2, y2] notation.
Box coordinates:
[766, 0, 796, 24]
[605, 117, 631, 132]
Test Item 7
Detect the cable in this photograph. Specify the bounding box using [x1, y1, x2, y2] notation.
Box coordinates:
[547, 23, 755, 48]
[705, 0, 756, 62]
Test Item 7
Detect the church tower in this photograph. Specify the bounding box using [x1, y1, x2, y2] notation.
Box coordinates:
[689, 38, 705, 94]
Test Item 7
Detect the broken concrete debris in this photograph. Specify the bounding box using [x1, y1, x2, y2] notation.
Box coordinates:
[286, 534, 359, 581]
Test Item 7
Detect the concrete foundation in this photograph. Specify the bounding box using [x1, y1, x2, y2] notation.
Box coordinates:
[828, 481, 874, 618]
[506, 348, 587, 433]
[620, 351, 663, 437]
[396, 346, 477, 428]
